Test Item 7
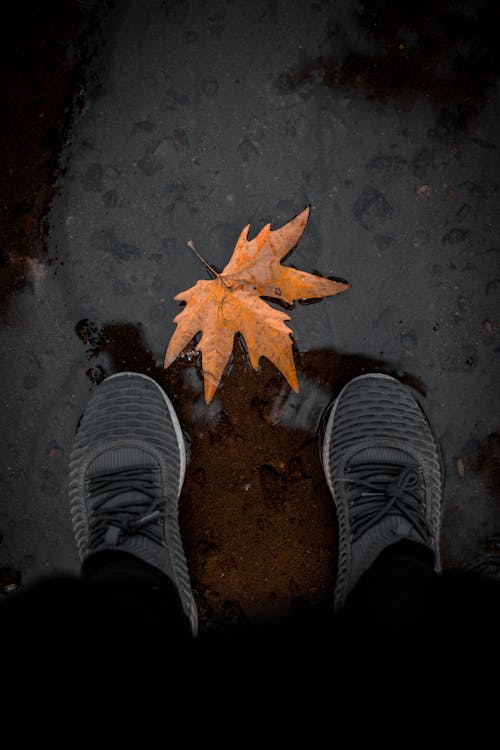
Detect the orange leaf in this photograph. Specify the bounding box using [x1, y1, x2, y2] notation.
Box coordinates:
[164, 207, 350, 402]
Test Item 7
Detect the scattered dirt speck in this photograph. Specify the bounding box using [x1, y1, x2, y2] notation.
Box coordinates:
[0, 567, 22, 594]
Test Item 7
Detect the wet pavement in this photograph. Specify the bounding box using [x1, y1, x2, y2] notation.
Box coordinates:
[1, 0, 499, 624]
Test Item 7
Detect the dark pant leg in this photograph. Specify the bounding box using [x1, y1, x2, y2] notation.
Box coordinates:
[82, 550, 193, 648]
[0, 551, 193, 680]
[341, 541, 500, 655]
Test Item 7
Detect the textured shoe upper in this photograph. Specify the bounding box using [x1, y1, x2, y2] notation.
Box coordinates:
[322, 374, 442, 610]
[69, 373, 197, 635]
[343, 451, 431, 546]
[87, 463, 165, 548]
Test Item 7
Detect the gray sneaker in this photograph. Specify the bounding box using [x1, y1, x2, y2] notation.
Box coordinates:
[68, 371, 198, 635]
[321, 373, 442, 610]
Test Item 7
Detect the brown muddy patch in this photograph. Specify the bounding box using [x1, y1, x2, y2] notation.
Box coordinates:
[472, 433, 500, 501]
[76, 319, 425, 626]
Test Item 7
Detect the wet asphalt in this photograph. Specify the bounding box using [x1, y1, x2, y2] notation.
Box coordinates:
[1, 0, 499, 586]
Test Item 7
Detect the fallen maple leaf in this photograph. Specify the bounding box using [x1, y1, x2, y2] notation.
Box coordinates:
[164, 207, 350, 402]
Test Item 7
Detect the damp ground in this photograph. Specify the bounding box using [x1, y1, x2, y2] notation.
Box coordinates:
[0, 0, 499, 631]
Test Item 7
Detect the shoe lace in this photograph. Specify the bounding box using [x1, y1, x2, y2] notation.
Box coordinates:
[341, 461, 431, 544]
[88, 466, 164, 549]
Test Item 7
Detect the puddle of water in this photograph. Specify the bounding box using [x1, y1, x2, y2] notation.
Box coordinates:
[0, 2, 95, 315]
[472, 432, 500, 501]
[445, 431, 500, 573]
[292, 0, 500, 132]
[76, 318, 427, 627]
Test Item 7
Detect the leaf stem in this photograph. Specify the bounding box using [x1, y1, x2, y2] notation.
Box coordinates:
[186, 240, 231, 289]
[187, 240, 218, 279]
